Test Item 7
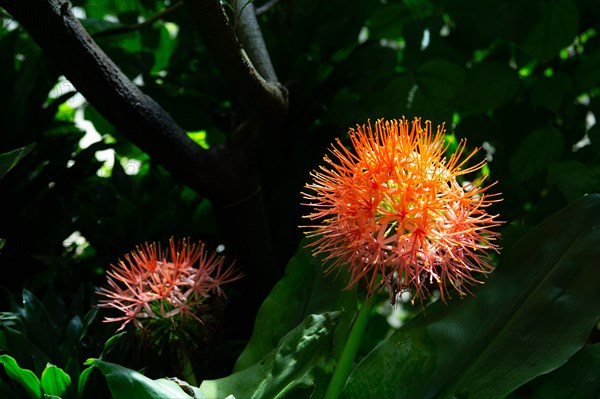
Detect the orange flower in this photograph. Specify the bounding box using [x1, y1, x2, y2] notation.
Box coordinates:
[97, 238, 243, 332]
[302, 117, 502, 303]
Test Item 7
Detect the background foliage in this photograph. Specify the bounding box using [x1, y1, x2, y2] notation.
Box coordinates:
[1, 0, 599, 398]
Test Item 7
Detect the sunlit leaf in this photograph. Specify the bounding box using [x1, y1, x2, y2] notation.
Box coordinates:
[201, 312, 341, 399]
[234, 239, 356, 372]
[40, 364, 71, 397]
[86, 358, 200, 399]
[0, 355, 41, 399]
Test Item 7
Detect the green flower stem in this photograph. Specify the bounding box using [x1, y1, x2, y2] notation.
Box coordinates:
[324, 300, 372, 399]
[180, 348, 198, 387]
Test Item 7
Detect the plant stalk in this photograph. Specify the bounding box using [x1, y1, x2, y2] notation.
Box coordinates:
[323, 300, 372, 399]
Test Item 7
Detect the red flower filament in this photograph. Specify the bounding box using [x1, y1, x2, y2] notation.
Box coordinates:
[302, 117, 502, 303]
[97, 238, 243, 332]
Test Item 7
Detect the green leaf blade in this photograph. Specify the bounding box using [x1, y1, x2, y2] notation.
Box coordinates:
[342, 194, 600, 399]
[0, 144, 35, 179]
[40, 364, 71, 397]
[233, 239, 356, 372]
[200, 312, 341, 399]
[86, 358, 196, 399]
[531, 343, 600, 399]
[0, 354, 41, 399]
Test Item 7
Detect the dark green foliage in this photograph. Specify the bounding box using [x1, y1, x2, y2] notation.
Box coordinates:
[342, 194, 600, 398]
[1, 0, 599, 398]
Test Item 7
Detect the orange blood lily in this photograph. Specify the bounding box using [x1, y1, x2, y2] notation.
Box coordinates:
[302, 117, 502, 304]
[97, 237, 243, 332]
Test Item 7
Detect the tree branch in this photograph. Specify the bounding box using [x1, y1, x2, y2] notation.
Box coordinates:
[235, 0, 278, 82]
[0, 0, 236, 201]
[182, 0, 288, 119]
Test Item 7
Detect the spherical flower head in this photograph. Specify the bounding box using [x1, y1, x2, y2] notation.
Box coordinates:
[302, 117, 503, 304]
[97, 238, 243, 335]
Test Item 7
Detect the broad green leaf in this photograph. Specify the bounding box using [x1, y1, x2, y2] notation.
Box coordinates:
[367, 3, 410, 40]
[531, 343, 600, 399]
[61, 308, 97, 362]
[459, 62, 519, 114]
[548, 161, 600, 201]
[40, 364, 71, 397]
[0, 325, 51, 375]
[86, 358, 201, 399]
[21, 289, 59, 362]
[411, 60, 466, 122]
[150, 24, 176, 74]
[404, 0, 434, 19]
[530, 72, 573, 113]
[233, 239, 356, 372]
[200, 312, 341, 399]
[510, 126, 564, 182]
[574, 51, 600, 91]
[473, 1, 531, 43]
[0, 144, 35, 179]
[587, 124, 600, 154]
[522, 0, 579, 62]
[0, 354, 41, 399]
[77, 366, 94, 399]
[342, 194, 600, 399]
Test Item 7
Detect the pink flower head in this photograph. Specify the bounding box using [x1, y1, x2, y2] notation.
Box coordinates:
[97, 238, 243, 332]
[302, 117, 502, 304]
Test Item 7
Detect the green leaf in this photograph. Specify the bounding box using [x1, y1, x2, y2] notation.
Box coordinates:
[0, 144, 35, 179]
[0, 354, 41, 399]
[40, 364, 71, 397]
[200, 312, 341, 399]
[77, 366, 94, 399]
[20, 289, 59, 362]
[530, 72, 573, 113]
[85, 358, 199, 399]
[531, 343, 600, 399]
[150, 24, 176, 74]
[548, 161, 600, 201]
[509, 126, 564, 182]
[586, 124, 600, 154]
[403, 0, 434, 19]
[522, 0, 579, 62]
[342, 194, 600, 399]
[460, 61, 520, 114]
[367, 3, 410, 40]
[0, 325, 51, 375]
[411, 60, 466, 122]
[574, 51, 600, 91]
[233, 239, 356, 372]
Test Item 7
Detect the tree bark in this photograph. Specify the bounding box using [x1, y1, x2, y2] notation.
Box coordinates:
[183, 0, 288, 120]
[0, 0, 281, 290]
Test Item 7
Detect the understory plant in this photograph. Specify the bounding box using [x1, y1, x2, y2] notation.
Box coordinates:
[84, 118, 600, 399]
[1, 0, 600, 398]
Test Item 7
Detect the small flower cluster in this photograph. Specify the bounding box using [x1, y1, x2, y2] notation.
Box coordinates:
[302, 117, 502, 303]
[97, 238, 242, 332]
